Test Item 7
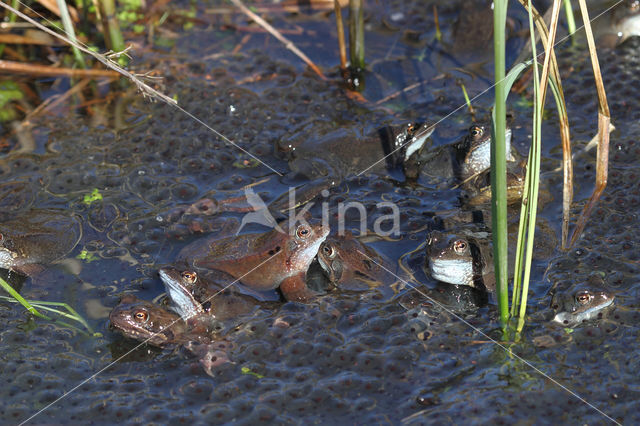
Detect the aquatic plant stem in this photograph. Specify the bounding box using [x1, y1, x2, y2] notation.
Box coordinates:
[0, 276, 50, 320]
[97, 0, 126, 65]
[492, 0, 509, 330]
[348, 0, 364, 69]
[459, 82, 474, 115]
[569, 0, 611, 247]
[334, 0, 347, 72]
[55, 0, 85, 68]
[433, 5, 441, 42]
[562, 0, 577, 43]
[514, 0, 561, 333]
[0, 0, 19, 58]
[515, 0, 573, 249]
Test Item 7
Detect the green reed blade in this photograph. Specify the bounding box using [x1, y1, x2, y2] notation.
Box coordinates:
[562, 0, 576, 43]
[492, 0, 509, 331]
[348, 0, 364, 70]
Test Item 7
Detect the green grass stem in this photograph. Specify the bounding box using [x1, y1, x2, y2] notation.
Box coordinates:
[99, 0, 127, 65]
[0, 0, 19, 58]
[348, 0, 364, 70]
[55, 0, 86, 68]
[433, 5, 442, 42]
[0, 279, 97, 336]
[460, 82, 474, 114]
[492, 0, 510, 331]
[562, 0, 576, 43]
[0, 276, 50, 320]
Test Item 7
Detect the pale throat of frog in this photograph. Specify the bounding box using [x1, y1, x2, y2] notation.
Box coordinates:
[403, 126, 435, 162]
[463, 128, 513, 176]
[0, 248, 17, 269]
[428, 257, 473, 286]
[287, 234, 327, 276]
[159, 270, 202, 320]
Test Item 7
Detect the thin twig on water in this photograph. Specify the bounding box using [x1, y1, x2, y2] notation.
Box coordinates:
[228, 0, 327, 80]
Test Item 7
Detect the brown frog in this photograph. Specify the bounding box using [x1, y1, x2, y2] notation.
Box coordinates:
[409, 123, 515, 183]
[177, 219, 329, 302]
[593, 0, 640, 47]
[109, 294, 212, 347]
[159, 267, 276, 319]
[425, 228, 495, 292]
[0, 209, 82, 276]
[316, 232, 401, 292]
[550, 278, 615, 326]
[282, 122, 435, 180]
[109, 295, 232, 369]
[460, 159, 526, 208]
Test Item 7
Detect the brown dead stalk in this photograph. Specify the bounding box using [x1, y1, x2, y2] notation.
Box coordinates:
[0, 60, 119, 77]
[517, 0, 573, 248]
[569, 0, 611, 247]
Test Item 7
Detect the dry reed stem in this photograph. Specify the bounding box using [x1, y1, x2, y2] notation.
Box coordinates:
[0, 2, 177, 105]
[537, 2, 561, 106]
[334, 0, 347, 72]
[569, 0, 611, 247]
[517, 0, 573, 248]
[228, 0, 327, 80]
[0, 59, 119, 77]
[0, 33, 60, 45]
[36, 0, 79, 22]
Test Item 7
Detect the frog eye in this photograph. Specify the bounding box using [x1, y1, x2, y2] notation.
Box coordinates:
[133, 309, 149, 323]
[576, 291, 592, 305]
[296, 224, 311, 239]
[322, 244, 335, 258]
[470, 126, 484, 137]
[453, 239, 468, 254]
[181, 271, 198, 284]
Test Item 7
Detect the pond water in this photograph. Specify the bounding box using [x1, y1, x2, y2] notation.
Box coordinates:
[1, 0, 639, 423]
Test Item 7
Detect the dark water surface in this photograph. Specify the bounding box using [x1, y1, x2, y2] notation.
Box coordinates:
[1, 1, 639, 423]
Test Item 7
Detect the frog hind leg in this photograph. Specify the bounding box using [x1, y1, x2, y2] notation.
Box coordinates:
[279, 273, 319, 303]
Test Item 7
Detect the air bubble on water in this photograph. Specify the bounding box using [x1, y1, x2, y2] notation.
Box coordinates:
[229, 105, 236, 115]
[156, 215, 163, 222]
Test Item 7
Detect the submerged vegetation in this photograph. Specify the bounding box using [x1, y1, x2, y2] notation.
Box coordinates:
[491, 0, 610, 335]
